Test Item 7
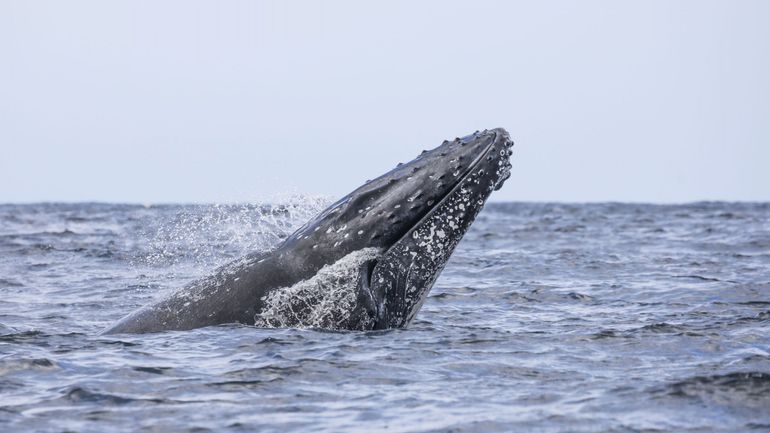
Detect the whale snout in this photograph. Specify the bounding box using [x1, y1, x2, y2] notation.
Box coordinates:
[489, 128, 514, 190]
[452, 128, 514, 193]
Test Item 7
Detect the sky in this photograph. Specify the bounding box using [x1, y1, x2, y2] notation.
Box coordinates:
[1, 0, 768, 204]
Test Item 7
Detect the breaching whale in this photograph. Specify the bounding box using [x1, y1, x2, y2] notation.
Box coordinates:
[103, 128, 513, 334]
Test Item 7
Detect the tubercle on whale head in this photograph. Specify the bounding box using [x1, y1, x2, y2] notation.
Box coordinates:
[282, 128, 514, 263]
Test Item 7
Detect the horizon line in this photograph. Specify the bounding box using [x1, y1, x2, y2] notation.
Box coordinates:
[1, 199, 768, 207]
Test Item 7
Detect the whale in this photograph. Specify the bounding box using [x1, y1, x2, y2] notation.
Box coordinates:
[103, 128, 513, 334]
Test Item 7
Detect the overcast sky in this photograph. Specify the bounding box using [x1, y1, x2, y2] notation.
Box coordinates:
[1, 1, 768, 203]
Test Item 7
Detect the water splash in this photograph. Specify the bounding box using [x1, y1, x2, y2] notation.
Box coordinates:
[255, 248, 382, 329]
[134, 194, 331, 270]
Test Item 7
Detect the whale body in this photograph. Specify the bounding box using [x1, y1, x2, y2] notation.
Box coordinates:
[103, 128, 513, 333]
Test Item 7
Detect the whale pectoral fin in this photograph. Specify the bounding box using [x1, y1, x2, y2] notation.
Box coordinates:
[348, 258, 380, 330]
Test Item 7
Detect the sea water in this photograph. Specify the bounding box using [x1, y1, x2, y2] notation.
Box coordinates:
[1, 201, 768, 432]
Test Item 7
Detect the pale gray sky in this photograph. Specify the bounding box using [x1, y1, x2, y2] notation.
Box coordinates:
[1, 1, 768, 203]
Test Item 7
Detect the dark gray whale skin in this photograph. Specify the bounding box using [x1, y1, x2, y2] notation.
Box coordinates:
[103, 128, 513, 334]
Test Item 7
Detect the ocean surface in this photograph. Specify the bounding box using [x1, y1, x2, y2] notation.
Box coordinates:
[0, 201, 768, 433]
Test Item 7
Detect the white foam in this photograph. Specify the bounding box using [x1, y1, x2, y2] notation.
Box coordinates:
[254, 248, 382, 329]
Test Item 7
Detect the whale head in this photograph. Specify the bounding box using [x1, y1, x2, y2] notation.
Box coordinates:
[278, 128, 514, 329]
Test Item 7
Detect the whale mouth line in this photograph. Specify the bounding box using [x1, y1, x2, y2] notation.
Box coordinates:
[382, 131, 500, 256]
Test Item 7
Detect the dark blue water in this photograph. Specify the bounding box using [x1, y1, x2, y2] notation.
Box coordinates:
[1, 201, 769, 432]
